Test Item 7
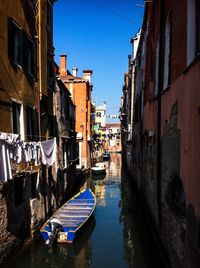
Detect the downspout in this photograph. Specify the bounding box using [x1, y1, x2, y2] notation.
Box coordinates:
[157, 0, 164, 229]
[38, 0, 42, 140]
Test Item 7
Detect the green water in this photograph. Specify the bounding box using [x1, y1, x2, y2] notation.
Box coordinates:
[2, 154, 164, 268]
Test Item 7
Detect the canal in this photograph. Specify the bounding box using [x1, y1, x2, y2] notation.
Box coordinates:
[2, 153, 164, 268]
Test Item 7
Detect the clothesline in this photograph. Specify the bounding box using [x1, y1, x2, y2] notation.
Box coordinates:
[0, 132, 56, 143]
[0, 133, 57, 183]
[15, 134, 56, 140]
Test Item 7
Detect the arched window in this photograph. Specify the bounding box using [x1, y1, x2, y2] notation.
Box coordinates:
[163, 11, 172, 90]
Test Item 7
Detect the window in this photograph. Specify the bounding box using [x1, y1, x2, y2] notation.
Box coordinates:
[154, 36, 160, 95]
[48, 59, 54, 89]
[47, 1, 53, 30]
[28, 0, 36, 6]
[62, 142, 69, 169]
[27, 106, 39, 141]
[12, 101, 24, 139]
[8, 17, 37, 78]
[163, 11, 172, 90]
[96, 112, 101, 117]
[25, 37, 34, 76]
[195, 0, 200, 55]
[47, 1, 53, 42]
[31, 172, 38, 199]
[8, 18, 22, 66]
[75, 142, 81, 167]
[14, 175, 25, 207]
[187, 0, 200, 65]
[48, 114, 57, 137]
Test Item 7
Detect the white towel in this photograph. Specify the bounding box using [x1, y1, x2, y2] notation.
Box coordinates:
[40, 138, 56, 166]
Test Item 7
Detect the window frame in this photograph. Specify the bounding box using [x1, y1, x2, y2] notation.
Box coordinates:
[12, 101, 24, 140]
[163, 11, 172, 90]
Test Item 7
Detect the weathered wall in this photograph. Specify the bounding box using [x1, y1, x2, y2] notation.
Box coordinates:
[0, 0, 38, 133]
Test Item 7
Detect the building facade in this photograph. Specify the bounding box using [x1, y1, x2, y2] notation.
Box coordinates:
[105, 123, 121, 152]
[0, 0, 77, 263]
[92, 102, 107, 156]
[122, 1, 200, 267]
[59, 55, 93, 170]
[120, 31, 140, 174]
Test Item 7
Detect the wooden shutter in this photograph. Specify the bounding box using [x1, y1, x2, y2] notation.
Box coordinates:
[7, 17, 14, 60]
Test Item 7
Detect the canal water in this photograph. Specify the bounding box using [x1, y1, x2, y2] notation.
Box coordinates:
[2, 153, 164, 268]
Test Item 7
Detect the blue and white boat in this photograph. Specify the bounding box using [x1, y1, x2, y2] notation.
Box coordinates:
[103, 151, 110, 160]
[40, 188, 96, 245]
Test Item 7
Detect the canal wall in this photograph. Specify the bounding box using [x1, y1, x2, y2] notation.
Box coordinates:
[124, 103, 200, 268]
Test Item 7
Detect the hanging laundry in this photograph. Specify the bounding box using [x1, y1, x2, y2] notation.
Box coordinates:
[21, 142, 33, 163]
[10, 142, 22, 164]
[40, 138, 56, 166]
[0, 132, 19, 182]
[31, 143, 41, 166]
[0, 132, 19, 143]
[0, 141, 12, 182]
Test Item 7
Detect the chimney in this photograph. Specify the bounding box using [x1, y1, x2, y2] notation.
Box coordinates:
[83, 70, 93, 84]
[59, 54, 67, 76]
[72, 67, 78, 77]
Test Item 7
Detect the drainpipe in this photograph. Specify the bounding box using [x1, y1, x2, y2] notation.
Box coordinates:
[157, 0, 164, 229]
[38, 0, 42, 140]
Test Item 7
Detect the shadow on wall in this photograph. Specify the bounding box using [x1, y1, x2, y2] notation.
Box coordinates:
[186, 204, 200, 267]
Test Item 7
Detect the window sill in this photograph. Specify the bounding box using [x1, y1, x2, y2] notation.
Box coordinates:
[183, 53, 200, 75]
[10, 60, 22, 70]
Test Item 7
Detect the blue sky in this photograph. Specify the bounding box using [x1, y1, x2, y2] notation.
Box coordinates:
[53, 0, 144, 121]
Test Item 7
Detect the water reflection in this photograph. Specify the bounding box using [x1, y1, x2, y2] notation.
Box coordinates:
[90, 172, 106, 181]
[2, 153, 163, 268]
[2, 217, 95, 268]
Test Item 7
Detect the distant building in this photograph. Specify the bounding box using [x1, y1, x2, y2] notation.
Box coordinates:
[120, 30, 140, 171]
[93, 101, 107, 140]
[59, 55, 93, 170]
[54, 61, 77, 197]
[105, 123, 121, 152]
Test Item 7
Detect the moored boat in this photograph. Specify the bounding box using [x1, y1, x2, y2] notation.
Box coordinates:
[40, 187, 96, 245]
[102, 151, 110, 160]
[91, 162, 106, 175]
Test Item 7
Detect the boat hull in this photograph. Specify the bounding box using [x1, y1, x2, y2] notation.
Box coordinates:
[91, 167, 106, 175]
[40, 188, 96, 244]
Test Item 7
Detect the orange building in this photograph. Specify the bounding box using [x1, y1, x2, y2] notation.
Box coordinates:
[59, 55, 93, 170]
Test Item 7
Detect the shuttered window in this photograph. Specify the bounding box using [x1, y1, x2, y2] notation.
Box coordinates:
[8, 18, 23, 66]
[8, 17, 37, 79]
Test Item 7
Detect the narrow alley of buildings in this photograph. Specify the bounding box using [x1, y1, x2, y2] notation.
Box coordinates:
[1, 1, 200, 268]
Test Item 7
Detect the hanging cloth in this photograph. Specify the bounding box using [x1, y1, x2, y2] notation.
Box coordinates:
[0, 132, 19, 182]
[40, 138, 56, 166]
[0, 142, 12, 182]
